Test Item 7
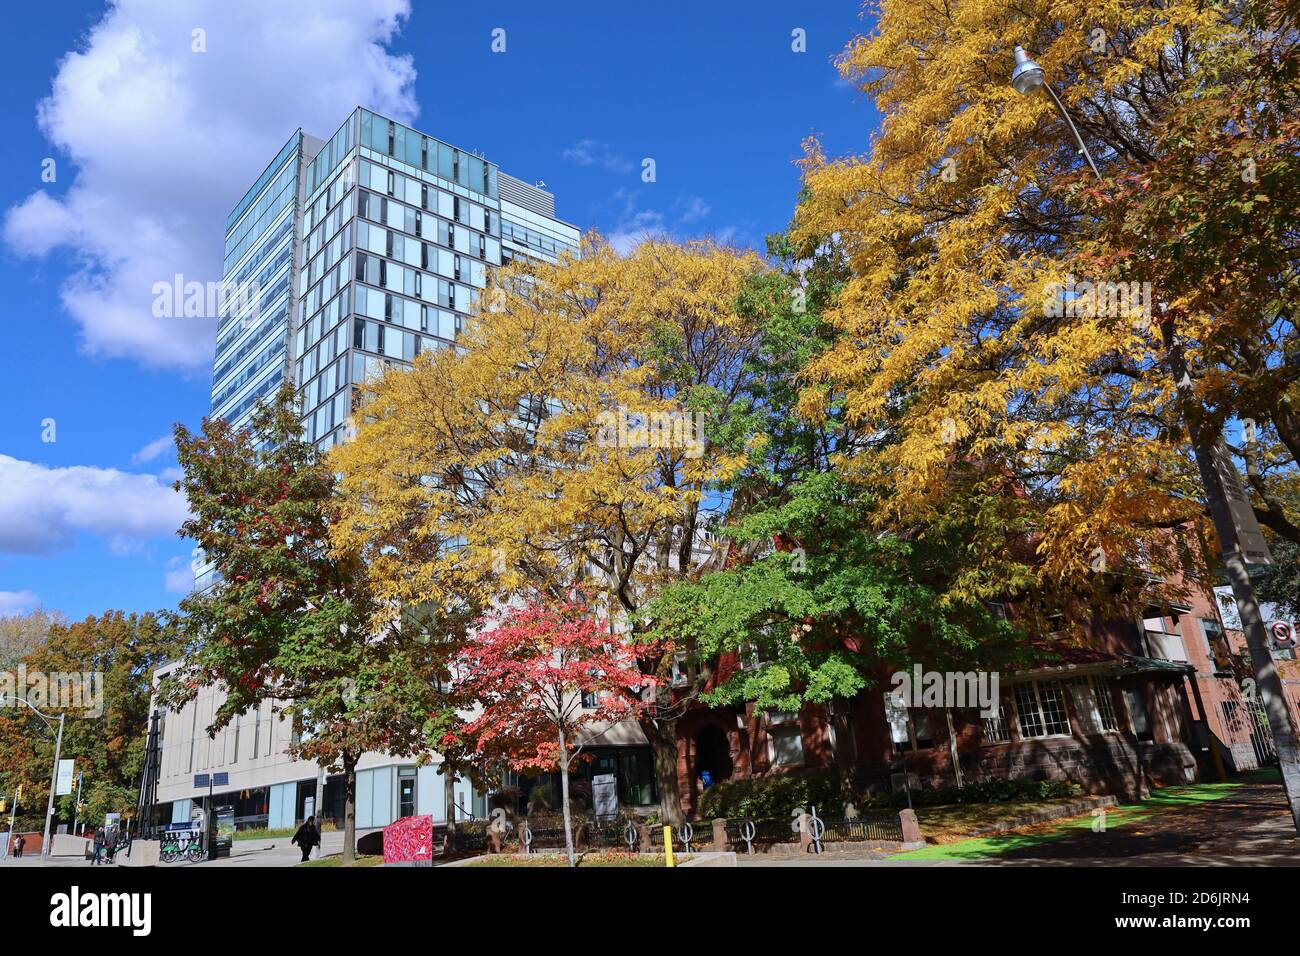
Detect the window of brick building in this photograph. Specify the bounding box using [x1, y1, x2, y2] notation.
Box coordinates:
[766, 709, 804, 768]
[1013, 681, 1071, 739]
[1124, 687, 1155, 742]
[1068, 677, 1120, 734]
[982, 701, 1010, 744]
[891, 708, 935, 753]
[1143, 615, 1189, 663]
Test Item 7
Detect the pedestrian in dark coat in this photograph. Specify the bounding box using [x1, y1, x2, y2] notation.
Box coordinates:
[291, 816, 320, 863]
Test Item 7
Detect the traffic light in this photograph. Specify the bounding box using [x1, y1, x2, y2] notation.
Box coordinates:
[0, 799, 6, 813]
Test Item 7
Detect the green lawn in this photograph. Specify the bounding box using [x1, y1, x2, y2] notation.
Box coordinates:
[296, 853, 385, 867]
[892, 782, 1240, 862]
[236, 824, 337, 841]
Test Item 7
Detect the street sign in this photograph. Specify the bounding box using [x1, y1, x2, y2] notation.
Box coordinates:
[1270, 620, 1295, 649]
[883, 690, 909, 736]
[55, 759, 75, 796]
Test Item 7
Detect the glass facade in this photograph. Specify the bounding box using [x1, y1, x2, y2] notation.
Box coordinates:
[212, 130, 304, 431]
[212, 109, 580, 446]
[212, 108, 579, 450]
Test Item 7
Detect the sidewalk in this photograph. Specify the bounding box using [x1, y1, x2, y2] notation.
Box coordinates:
[0, 827, 385, 868]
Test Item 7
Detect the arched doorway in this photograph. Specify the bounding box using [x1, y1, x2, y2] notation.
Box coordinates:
[694, 725, 733, 786]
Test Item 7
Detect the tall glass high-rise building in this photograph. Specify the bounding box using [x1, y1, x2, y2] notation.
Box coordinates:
[213, 108, 579, 445]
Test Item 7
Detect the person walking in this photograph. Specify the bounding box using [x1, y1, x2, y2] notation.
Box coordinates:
[11, 834, 24, 858]
[291, 816, 320, 863]
[91, 827, 104, 865]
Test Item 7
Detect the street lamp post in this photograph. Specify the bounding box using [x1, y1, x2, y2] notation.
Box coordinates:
[43, 712, 65, 857]
[2, 694, 68, 858]
[1011, 46, 1300, 835]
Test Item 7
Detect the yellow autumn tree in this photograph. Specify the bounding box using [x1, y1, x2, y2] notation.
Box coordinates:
[794, 0, 1295, 623]
[330, 235, 767, 822]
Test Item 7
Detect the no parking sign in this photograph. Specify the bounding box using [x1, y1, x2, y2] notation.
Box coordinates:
[1270, 620, 1295, 649]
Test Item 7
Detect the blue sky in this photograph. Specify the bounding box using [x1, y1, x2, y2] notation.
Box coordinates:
[0, 0, 880, 621]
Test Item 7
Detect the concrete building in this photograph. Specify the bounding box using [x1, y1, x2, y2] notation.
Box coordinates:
[150, 659, 484, 830]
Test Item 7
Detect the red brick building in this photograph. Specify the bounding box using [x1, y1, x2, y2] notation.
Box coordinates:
[671, 561, 1261, 818]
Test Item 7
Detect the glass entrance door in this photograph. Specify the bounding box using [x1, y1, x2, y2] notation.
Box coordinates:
[398, 776, 416, 818]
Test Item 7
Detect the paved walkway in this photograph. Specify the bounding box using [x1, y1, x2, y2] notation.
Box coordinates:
[737, 781, 1298, 867]
[0, 827, 384, 869]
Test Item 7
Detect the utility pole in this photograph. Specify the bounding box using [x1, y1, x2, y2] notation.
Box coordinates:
[1167, 342, 1300, 834]
[42, 712, 65, 858]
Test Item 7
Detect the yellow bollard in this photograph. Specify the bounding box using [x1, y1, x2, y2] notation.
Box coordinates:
[663, 826, 674, 867]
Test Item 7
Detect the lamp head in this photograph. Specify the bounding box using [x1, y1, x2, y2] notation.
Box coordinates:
[1011, 45, 1045, 94]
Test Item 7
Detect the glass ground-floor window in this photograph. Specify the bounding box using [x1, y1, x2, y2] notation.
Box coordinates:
[512, 746, 659, 814]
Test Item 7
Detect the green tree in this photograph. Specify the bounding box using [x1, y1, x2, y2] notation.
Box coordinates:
[644, 232, 1026, 803]
[163, 386, 457, 862]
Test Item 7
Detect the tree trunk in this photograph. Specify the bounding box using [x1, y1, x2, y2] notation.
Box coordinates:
[944, 708, 965, 789]
[558, 724, 576, 867]
[342, 751, 357, 864]
[830, 703, 858, 815]
[443, 764, 457, 854]
[642, 717, 683, 826]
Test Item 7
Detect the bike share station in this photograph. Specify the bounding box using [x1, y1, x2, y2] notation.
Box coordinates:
[160, 772, 234, 864]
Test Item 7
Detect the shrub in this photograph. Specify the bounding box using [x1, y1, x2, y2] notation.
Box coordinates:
[697, 769, 842, 821]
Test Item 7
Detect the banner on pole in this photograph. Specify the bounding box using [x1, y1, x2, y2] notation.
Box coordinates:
[55, 759, 75, 796]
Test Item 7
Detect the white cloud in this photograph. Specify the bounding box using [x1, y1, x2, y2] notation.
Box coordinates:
[0, 455, 190, 556]
[561, 139, 633, 174]
[131, 434, 173, 465]
[164, 556, 195, 595]
[674, 195, 712, 224]
[0, 591, 41, 616]
[4, 0, 418, 371]
[602, 189, 731, 255]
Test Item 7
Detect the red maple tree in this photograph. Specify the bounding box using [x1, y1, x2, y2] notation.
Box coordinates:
[453, 595, 657, 865]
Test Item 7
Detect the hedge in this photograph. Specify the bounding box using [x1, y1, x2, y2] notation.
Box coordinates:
[698, 769, 843, 820]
